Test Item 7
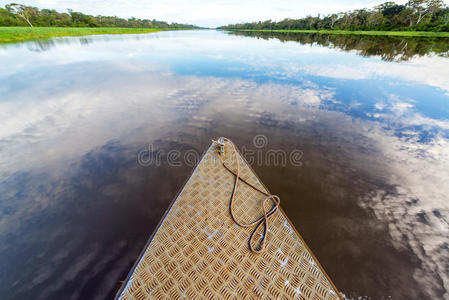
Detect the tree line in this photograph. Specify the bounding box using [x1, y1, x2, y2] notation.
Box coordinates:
[219, 0, 449, 32]
[0, 3, 200, 28]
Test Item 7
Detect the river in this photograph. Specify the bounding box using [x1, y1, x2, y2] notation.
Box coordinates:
[0, 30, 448, 299]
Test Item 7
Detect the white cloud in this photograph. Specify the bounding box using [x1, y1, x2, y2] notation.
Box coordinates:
[1, 55, 448, 298]
[375, 102, 386, 110]
[359, 130, 449, 300]
[248, 44, 449, 92]
[391, 101, 414, 115]
[0, 62, 333, 178]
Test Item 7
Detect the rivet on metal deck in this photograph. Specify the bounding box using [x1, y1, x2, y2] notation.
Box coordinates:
[117, 141, 342, 300]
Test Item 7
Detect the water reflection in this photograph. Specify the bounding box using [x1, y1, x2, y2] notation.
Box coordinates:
[227, 30, 449, 62]
[0, 30, 182, 53]
[0, 30, 448, 300]
[22, 37, 95, 52]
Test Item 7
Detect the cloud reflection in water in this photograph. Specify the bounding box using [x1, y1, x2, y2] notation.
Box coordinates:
[0, 30, 448, 299]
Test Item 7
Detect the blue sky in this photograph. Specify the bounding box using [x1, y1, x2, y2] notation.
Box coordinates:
[0, 0, 428, 27]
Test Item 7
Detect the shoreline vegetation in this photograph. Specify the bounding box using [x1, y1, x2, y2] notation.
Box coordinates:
[221, 29, 449, 37]
[0, 27, 169, 43]
[219, 1, 449, 35]
[0, 3, 200, 43]
[2, 1, 449, 44]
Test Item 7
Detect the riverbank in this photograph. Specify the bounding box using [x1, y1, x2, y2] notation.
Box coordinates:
[222, 29, 449, 37]
[0, 27, 165, 43]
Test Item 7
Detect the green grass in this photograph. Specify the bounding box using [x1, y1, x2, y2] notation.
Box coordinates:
[225, 29, 449, 37]
[0, 27, 167, 43]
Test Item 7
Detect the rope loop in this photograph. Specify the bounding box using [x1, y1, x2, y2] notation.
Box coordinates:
[212, 137, 280, 254]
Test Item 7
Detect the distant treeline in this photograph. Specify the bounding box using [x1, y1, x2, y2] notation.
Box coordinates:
[219, 1, 449, 32]
[0, 3, 200, 28]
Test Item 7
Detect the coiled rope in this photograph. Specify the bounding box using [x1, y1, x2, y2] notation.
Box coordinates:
[212, 137, 280, 254]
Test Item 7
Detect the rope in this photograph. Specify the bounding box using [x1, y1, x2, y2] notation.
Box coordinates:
[212, 137, 280, 254]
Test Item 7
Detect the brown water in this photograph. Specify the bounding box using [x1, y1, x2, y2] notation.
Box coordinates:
[0, 30, 448, 300]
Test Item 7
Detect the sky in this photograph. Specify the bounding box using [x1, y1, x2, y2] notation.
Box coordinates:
[0, 0, 421, 28]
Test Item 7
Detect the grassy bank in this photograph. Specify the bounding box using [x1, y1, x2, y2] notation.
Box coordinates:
[0, 27, 166, 43]
[225, 29, 449, 37]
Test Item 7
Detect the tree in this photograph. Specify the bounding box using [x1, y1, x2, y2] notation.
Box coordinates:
[407, 0, 444, 25]
[1, 3, 200, 29]
[329, 14, 339, 29]
[219, 0, 448, 32]
[366, 11, 384, 28]
[5, 3, 34, 27]
[377, 2, 406, 17]
[355, 9, 370, 28]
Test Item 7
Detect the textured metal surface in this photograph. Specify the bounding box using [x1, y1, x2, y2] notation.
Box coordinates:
[118, 141, 341, 300]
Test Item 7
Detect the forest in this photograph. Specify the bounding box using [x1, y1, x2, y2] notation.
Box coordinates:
[219, 0, 449, 32]
[0, 3, 199, 29]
